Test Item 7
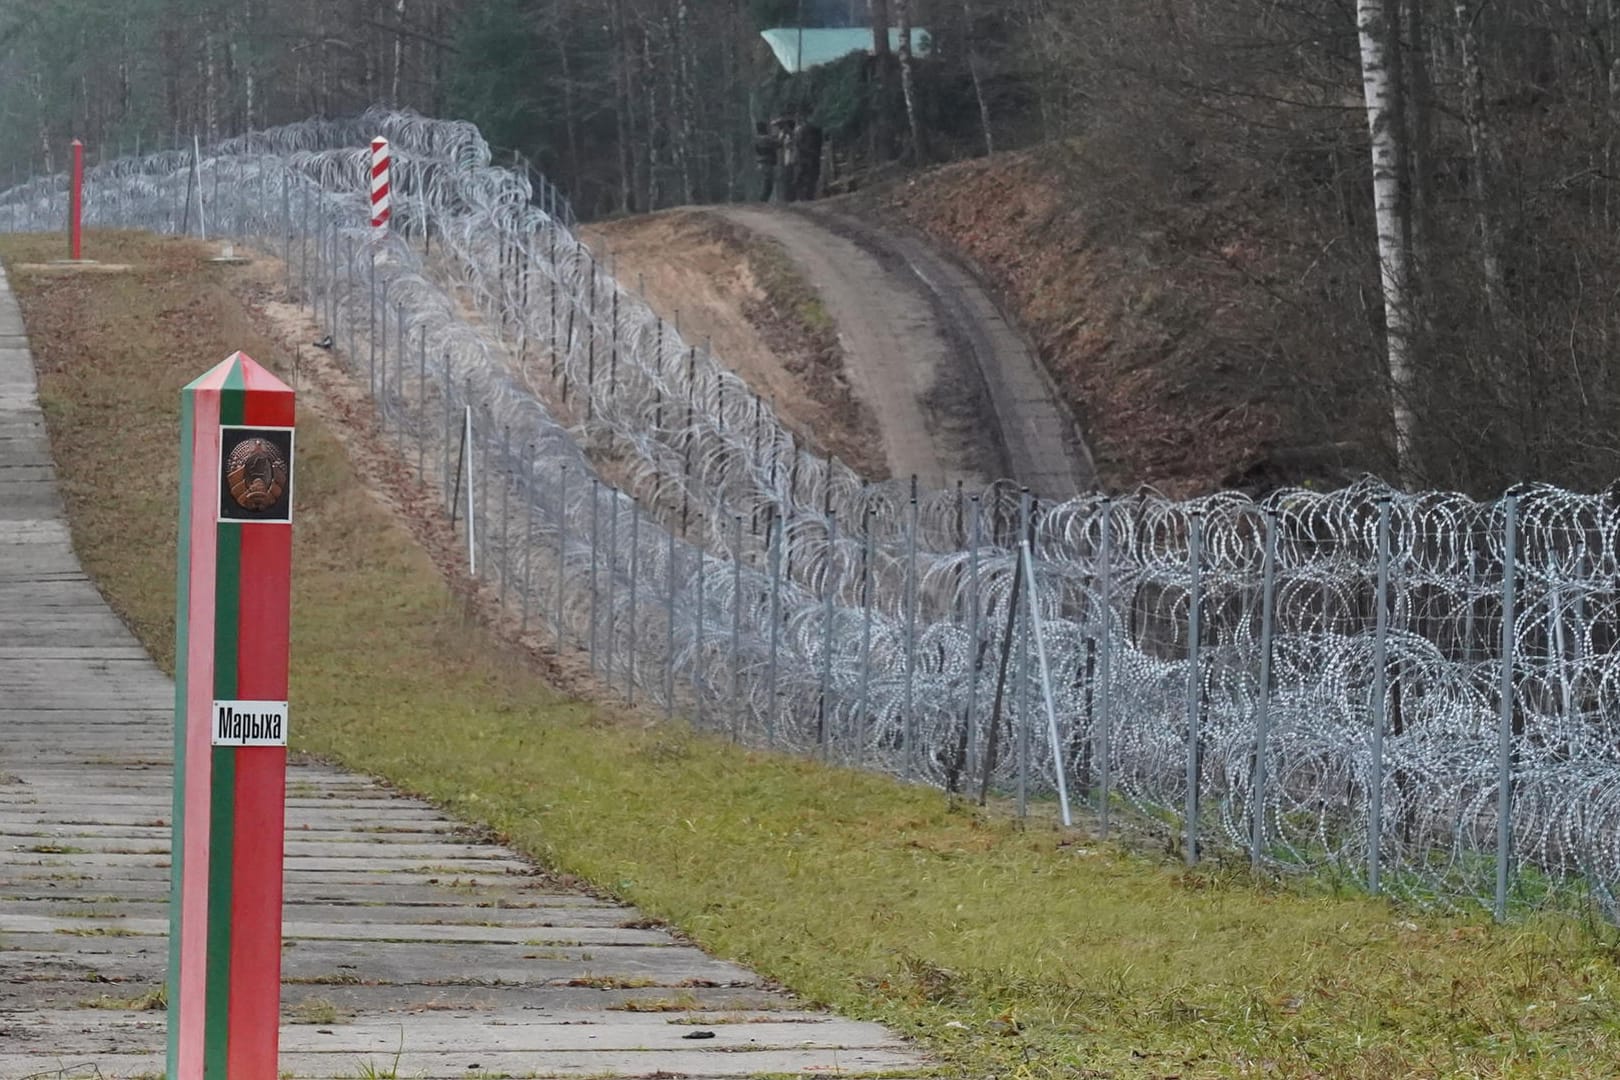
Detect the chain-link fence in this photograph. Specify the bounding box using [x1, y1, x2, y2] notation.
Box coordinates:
[6, 108, 1620, 922]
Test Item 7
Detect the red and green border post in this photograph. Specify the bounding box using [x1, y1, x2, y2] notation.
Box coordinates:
[168, 352, 295, 1080]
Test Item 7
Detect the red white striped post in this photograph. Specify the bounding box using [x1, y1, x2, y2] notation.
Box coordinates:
[168, 352, 295, 1080]
[370, 137, 391, 233]
[69, 138, 83, 260]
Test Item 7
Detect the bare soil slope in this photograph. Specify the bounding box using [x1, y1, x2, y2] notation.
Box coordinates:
[872, 148, 1373, 497]
[714, 205, 1010, 491]
[584, 210, 887, 478]
[589, 205, 1092, 497]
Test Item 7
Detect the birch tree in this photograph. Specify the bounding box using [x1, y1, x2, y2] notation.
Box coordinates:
[1453, 0, 1508, 335]
[895, 0, 924, 160]
[962, 0, 994, 155]
[1357, 0, 1420, 483]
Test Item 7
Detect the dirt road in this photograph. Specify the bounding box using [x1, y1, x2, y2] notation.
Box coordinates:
[716, 204, 1093, 498]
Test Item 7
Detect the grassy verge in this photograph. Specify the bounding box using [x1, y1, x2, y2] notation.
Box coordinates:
[6, 232, 1620, 1078]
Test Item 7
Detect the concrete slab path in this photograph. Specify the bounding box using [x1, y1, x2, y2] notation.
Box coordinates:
[0, 262, 934, 1079]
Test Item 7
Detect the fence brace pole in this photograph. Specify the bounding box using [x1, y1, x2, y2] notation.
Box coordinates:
[1494, 494, 1519, 921]
[1185, 510, 1204, 866]
[1251, 508, 1277, 869]
[1021, 539, 1072, 827]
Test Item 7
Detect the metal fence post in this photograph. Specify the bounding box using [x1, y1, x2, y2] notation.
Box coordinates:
[1097, 498, 1113, 836]
[856, 507, 875, 767]
[731, 512, 744, 741]
[417, 325, 427, 481]
[441, 354, 454, 514]
[1464, 562, 1477, 661]
[368, 248, 378, 396]
[1370, 497, 1391, 893]
[1495, 493, 1519, 921]
[1185, 509, 1204, 867]
[322, 202, 332, 321]
[665, 525, 678, 720]
[329, 218, 339, 334]
[1252, 507, 1277, 869]
[555, 464, 570, 646]
[627, 500, 641, 704]
[588, 478, 601, 670]
[345, 234, 356, 365]
[521, 444, 535, 634]
[281, 171, 291, 292]
[966, 496, 983, 784]
[694, 540, 706, 731]
[548, 226, 558, 368]
[1016, 489, 1032, 816]
[605, 492, 620, 687]
[477, 406, 490, 576]
[819, 512, 838, 760]
[904, 490, 920, 779]
[378, 284, 392, 429]
[395, 301, 407, 439]
[300, 183, 309, 306]
[500, 427, 512, 609]
[766, 509, 783, 748]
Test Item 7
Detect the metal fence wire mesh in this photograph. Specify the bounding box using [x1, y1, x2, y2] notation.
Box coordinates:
[7, 109, 1620, 921]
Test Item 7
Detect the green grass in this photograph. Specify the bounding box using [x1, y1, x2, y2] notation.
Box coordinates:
[8, 230, 1620, 1077]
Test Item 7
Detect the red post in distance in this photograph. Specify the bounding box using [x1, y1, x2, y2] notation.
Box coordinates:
[69, 139, 83, 261]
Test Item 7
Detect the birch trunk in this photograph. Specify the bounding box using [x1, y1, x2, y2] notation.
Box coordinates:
[557, 12, 581, 197]
[963, 0, 993, 155]
[241, 0, 256, 130]
[895, 0, 925, 161]
[1403, 0, 1430, 277]
[203, 24, 218, 143]
[393, 0, 407, 105]
[721, 0, 739, 201]
[1356, 0, 1419, 483]
[1454, 0, 1508, 334]
[643, 27, 661, 211]
[1600, 0, 1613, 229]
[671, 5, 696, 205]
[30, 72, 54, 173]
[610, 0, 634, 213]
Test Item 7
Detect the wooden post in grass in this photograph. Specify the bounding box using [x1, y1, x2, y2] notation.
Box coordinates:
[168, 352, 295, 1080]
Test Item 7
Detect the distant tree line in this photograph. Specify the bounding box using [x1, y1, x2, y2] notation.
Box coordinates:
[0, 0, 462, 172]
[0, 1, 1017, 214]
[5, 0, 1620, 491]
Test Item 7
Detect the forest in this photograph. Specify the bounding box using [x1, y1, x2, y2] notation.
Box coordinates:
[4, 0, 1620, 493]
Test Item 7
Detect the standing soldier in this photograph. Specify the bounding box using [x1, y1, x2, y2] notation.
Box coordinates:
[794, 120, 824, 201]
[754, 121, 780, 202]
[776, 115, 800, 202]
